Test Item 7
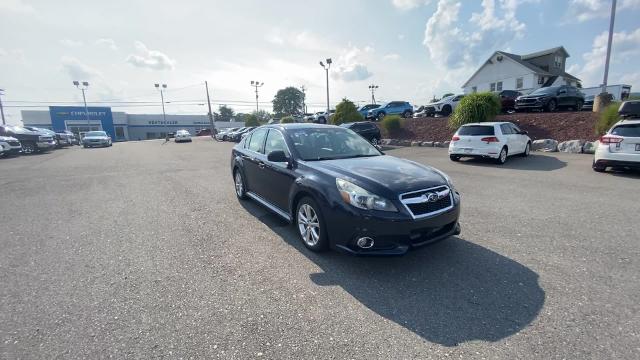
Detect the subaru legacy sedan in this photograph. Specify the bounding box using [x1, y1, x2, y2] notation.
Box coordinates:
[230, 124, 461, 255]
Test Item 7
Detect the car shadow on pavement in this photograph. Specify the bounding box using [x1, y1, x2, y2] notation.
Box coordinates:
[240, 201, 545, 347]
[456, 154, 566, 171]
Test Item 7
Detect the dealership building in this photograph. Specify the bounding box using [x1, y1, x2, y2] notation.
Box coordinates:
[21, 106, 240, 141]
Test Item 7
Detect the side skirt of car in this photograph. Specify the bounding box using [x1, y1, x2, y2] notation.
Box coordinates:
[245, 191, 292, 222]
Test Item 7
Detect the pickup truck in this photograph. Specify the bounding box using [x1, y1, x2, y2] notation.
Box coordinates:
[0, 125, 56, 154]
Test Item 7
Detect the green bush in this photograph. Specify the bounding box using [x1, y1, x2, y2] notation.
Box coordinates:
[280, 116, 295, 124]
[244, 114, 260, 127]
[381, 115, 402, 135]
[331, 98, 364, 125]
[595, 102, 621, 135]
[449, 92, 501, 130]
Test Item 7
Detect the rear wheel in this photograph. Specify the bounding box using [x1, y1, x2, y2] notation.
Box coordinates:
[296, 197, 328, 252]
[22, 142, 36, 154]
[496, 147, 508, 165]
[449, 155, 461, 162]
[402, 110, 412, 118]
[592, 160, 606, 172]
[377, 112, 386, 122]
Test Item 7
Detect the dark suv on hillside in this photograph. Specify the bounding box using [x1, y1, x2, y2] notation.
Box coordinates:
[230, 124, 461, 256]
[515, 85, 584, 112]
[339, 122, 382, 145]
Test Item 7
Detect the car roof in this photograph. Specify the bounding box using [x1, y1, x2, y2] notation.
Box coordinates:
[265, 123, 339, 131]
[460, 122, 509, 126]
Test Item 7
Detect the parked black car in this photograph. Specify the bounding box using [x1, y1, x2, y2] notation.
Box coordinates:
[0, 125, 56, 154]
[582, 95, 595, 111]
[495, 90, 522, 113]
[230, 124, 461, 255]
[25, 126, 73, 148]
[515, 85, 584, 112]
[339, 121, 382, 145]
[229, 127, 255, 142]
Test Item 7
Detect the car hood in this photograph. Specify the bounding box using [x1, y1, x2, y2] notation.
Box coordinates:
[304, 155, 447, 195]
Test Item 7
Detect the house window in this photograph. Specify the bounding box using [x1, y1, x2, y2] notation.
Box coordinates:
[490, 83, 496, 92]
[554, 55, 562, 68]
[516, 77, 523, 89]
[146, 132, 156, 139]
[472, 86, 477, 93]
[497, 81, 503, 91]
[538, 76, 544, 84]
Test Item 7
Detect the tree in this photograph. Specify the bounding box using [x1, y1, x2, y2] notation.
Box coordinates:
[245, 114, 260, 127]
[218, 105, 235, 122]
[331, 98, 364, 125]
[280, 116, 295, 123]
[272, 87, 304, 117]
[252, 109, 271, 123]
[449, 92, 501, 130]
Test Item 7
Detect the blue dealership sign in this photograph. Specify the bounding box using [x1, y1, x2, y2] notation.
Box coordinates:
[49, 106, 115, 139]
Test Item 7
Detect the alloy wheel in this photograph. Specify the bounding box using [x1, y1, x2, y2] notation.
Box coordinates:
[371, 138, 379, 146]
[297, 204, 320, 247]
[234, 172, 244, 197]
[499, 148, 507, 164]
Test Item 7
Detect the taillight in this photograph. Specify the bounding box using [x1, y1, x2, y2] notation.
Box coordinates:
[480, 136, 500, 143]
[452, 136, 460, 141]
[600, 135, 623, 144]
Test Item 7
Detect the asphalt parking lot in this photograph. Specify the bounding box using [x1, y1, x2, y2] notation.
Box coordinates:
[1, 138, 639, 359]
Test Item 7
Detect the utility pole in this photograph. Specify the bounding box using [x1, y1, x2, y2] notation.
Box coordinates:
[368, 84, 379, 104]
[320, 59, 332, 113]
[205, 81, 215, 136]
[595, 0, 617, 112]
[250, 81, 264, 112]
[155, 83, 168, 134]
[0, 89, 6, 125]
[300, 85, 307, 114]
[73, 81, 90, 136]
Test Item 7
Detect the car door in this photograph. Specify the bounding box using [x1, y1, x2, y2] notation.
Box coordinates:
[509, 123, 527, 153]
[500, 124, 519, 154]
[557, 86, 571, 107]
[386, 102, 399, 115]
[261, 129, 296, 212]
[242, 128, 268, 196]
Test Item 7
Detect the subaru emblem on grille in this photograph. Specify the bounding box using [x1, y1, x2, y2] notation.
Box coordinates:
[421, 193, 440, 203]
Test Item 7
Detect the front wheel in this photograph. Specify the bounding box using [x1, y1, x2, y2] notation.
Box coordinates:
[575, 100, 583, 111]
[234, 169, 247, 199]
[546, 99, 557, 112]
[371, 137, 380, 146]
[296, 197, 328, 252]
[496, 147, 508, 165]
[377, 113, 385, 122]
[521, 142, 531, 157]
[441, 105, 452, 116]
[22, 142, 36, 154]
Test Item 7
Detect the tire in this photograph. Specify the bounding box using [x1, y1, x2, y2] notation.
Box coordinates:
[233, 169, 247, 199]
[402, 110, 412, 119]
[371, 137, 380, 146]
[377, 112, 386, 122]
[496, 146, 508, 165]
[575, 100, 583, 111]
[296, 196, 328, 252]
[222, 135, 228, 141]
[450, 155, 461, 162]
[441, 105, 452, 116]
[592, 160, 606, 172]
[22, 142, 36, 154]
[521, 142, 531, 157]
[546, 99, 557, 112]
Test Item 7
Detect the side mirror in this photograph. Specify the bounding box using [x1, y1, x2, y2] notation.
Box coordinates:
[558, 90, 567, 95]
[267, 150, 288, 163]
[520, 130, 528, 135]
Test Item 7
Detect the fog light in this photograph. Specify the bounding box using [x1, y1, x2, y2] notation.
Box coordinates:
[356, 237, 374, 249]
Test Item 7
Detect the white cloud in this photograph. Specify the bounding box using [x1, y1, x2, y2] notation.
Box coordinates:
[59, 39, 84, 47]
[125, 41, 175, 70]
[383, 53, 401, 60]
[391, 0, 430, 10]
[565, 0, 640, 23]
[0, 0, 34, 13]
[398, 34, 406, 40]
[570, 28, 640, 87]
[0, 48, 26, 63]
[331, 46, 373, 82]
[60, 56, 101, 80]
[95, 38, 118, 51]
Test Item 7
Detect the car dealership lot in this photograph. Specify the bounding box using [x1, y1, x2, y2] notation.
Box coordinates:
[1, 138, 638, 359]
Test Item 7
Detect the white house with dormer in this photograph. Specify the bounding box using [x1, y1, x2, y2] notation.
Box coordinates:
[461, 46, 581, 95]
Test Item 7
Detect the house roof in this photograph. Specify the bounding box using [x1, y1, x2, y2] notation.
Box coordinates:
[461, 47, 579, 88]
[521, 46, 570, 60]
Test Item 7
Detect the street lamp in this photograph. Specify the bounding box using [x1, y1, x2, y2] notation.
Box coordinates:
[155, 83, 168, 134]
[250, 81, 264, 113]
[319, 58, 332, 113]
[73, 81, 90, 137]
[368, 84, 379, 104]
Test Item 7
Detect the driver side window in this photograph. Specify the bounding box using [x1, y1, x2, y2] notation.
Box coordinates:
[264, 130, 289, 156]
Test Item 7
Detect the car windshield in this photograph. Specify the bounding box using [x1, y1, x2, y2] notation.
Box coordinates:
[530, 86, 560, 95]
[458, 125, 495, 136]
[86, 131, 107, 137]
[288, 127, 381, 161]
[177, 130, 189, 134]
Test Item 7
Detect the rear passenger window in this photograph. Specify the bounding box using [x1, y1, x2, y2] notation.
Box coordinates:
[247, 128, 267, 153]
[500, 124, 513, 134]
[458, 126, 495, 136]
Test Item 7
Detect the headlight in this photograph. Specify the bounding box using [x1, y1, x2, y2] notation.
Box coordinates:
[336, 178, 397, 212]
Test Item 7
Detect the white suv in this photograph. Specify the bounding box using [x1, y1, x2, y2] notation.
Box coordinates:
[448, 122, 532, 164]
[433, 94, 465, 116]
[593, 102, 640, 172]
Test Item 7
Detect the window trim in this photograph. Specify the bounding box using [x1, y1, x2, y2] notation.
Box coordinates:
[246, 128, 268, 154]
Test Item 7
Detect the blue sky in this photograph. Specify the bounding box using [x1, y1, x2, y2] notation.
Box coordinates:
[0, 0, 639, 123]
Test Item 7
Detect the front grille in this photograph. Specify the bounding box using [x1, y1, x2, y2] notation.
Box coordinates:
[517, 98, 538, 105]
[400, 185, 453, 218]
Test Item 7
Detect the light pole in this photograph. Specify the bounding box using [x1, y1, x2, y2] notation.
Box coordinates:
[0, 89, 6, 125]
[319, 58, 332, 113]
[595, 0, 617, 112]
[155, 83, 168, 134]
[368, 84, 379, 104]
[73, 81, 90, 137]
[250, 81, 264, 113]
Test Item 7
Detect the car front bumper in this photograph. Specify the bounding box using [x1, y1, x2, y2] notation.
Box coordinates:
[323, 192, 461, 255]
[37, 141, 56, 149]
[84, 141, 109, 147]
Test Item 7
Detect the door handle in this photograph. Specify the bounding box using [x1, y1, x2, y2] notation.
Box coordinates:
[257, 161, 266, 169]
